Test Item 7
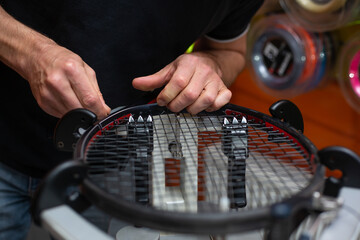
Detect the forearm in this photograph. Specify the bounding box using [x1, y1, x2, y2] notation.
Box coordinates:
[0, 6, 54, 79]
[193, 35, 247, 87]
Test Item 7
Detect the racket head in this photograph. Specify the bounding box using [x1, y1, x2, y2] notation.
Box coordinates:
[74, 103, 324, 235]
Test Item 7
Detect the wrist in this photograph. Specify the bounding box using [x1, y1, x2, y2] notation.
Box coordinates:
[0, 7, 55, 79]
[17, 34, 56, 80]
[191, 51, 224, 79]
[199, 49, 245, 87]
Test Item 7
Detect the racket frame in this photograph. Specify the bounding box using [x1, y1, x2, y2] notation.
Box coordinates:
[71, 103, 325, 236]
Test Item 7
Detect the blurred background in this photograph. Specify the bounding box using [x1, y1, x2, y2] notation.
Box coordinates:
[230, 0, 360, 157]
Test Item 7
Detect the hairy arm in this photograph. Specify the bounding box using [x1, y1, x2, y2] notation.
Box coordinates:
[0, 6, 110, 118]
[132, 33, 247, 114]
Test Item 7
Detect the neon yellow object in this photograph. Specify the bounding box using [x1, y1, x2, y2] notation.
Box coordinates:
[186, 43, 195, 53]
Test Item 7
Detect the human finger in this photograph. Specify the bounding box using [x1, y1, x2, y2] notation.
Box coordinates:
[185, 79, 220, 114]
[84, 64, 111, 117]
[33, 69, 84, 117]
[165, 66, 212, 112]
[63, 60, 110, 119]
[206, 87, 232, 112]
[156, 65, 196, 107]
[36, 82, 82, 118]
[132, 64, 175, 91]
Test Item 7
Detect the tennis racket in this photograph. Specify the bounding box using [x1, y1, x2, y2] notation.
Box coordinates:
[32, 100, 360, 240]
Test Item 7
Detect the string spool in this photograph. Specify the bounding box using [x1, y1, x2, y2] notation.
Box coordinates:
[337, 33, 360, 113]
[280, 0, 360, 32]
[248, 14, 332, 98]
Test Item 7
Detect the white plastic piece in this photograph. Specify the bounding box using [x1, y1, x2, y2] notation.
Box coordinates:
[179, 114, 198, 212]
[41, 205, 113, 240]
[152, 114, 198, 212]
[319, 187, 360, 240]
[116, 226, 160, 240]
[204, 144, 228, 208]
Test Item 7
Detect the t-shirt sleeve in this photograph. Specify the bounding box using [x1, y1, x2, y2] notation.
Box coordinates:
[205, 0, 264, 42]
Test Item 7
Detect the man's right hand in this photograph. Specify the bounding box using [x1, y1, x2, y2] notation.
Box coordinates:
[25, 43, 110, 119]
[0, 6, 110, 119]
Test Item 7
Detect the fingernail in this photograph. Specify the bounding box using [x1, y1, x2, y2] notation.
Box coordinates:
[157, 99, 166, 106]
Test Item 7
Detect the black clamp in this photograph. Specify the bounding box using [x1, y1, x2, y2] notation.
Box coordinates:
[54, 109, 97, 152]
[127, 115, 154, 205]
[31, 160, 89, 225]
[319, 146, 360, 197]
[269, 100, 304, 133]
[222, 116, 248, 208]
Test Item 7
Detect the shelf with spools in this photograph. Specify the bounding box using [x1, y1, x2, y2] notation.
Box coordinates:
[230, 0, 360, 155]
[279, 0, 360, 113]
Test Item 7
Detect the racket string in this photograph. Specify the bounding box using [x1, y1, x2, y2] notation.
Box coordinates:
[85, 112, 313, 213]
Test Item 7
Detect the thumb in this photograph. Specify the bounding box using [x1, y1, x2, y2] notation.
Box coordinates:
[132, 64, 174, 91]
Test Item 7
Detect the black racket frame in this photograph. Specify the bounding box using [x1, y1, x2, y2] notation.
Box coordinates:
[33, 102, 327, 239]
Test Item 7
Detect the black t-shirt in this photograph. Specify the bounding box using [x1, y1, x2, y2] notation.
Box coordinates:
[0, 0, 263, 177]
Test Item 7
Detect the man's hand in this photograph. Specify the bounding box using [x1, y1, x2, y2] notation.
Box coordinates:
[132, 52, 232, 114]
[133, 34, 247, 114]
[26, 43, 111, 119]
[0, 6, 110, 119]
